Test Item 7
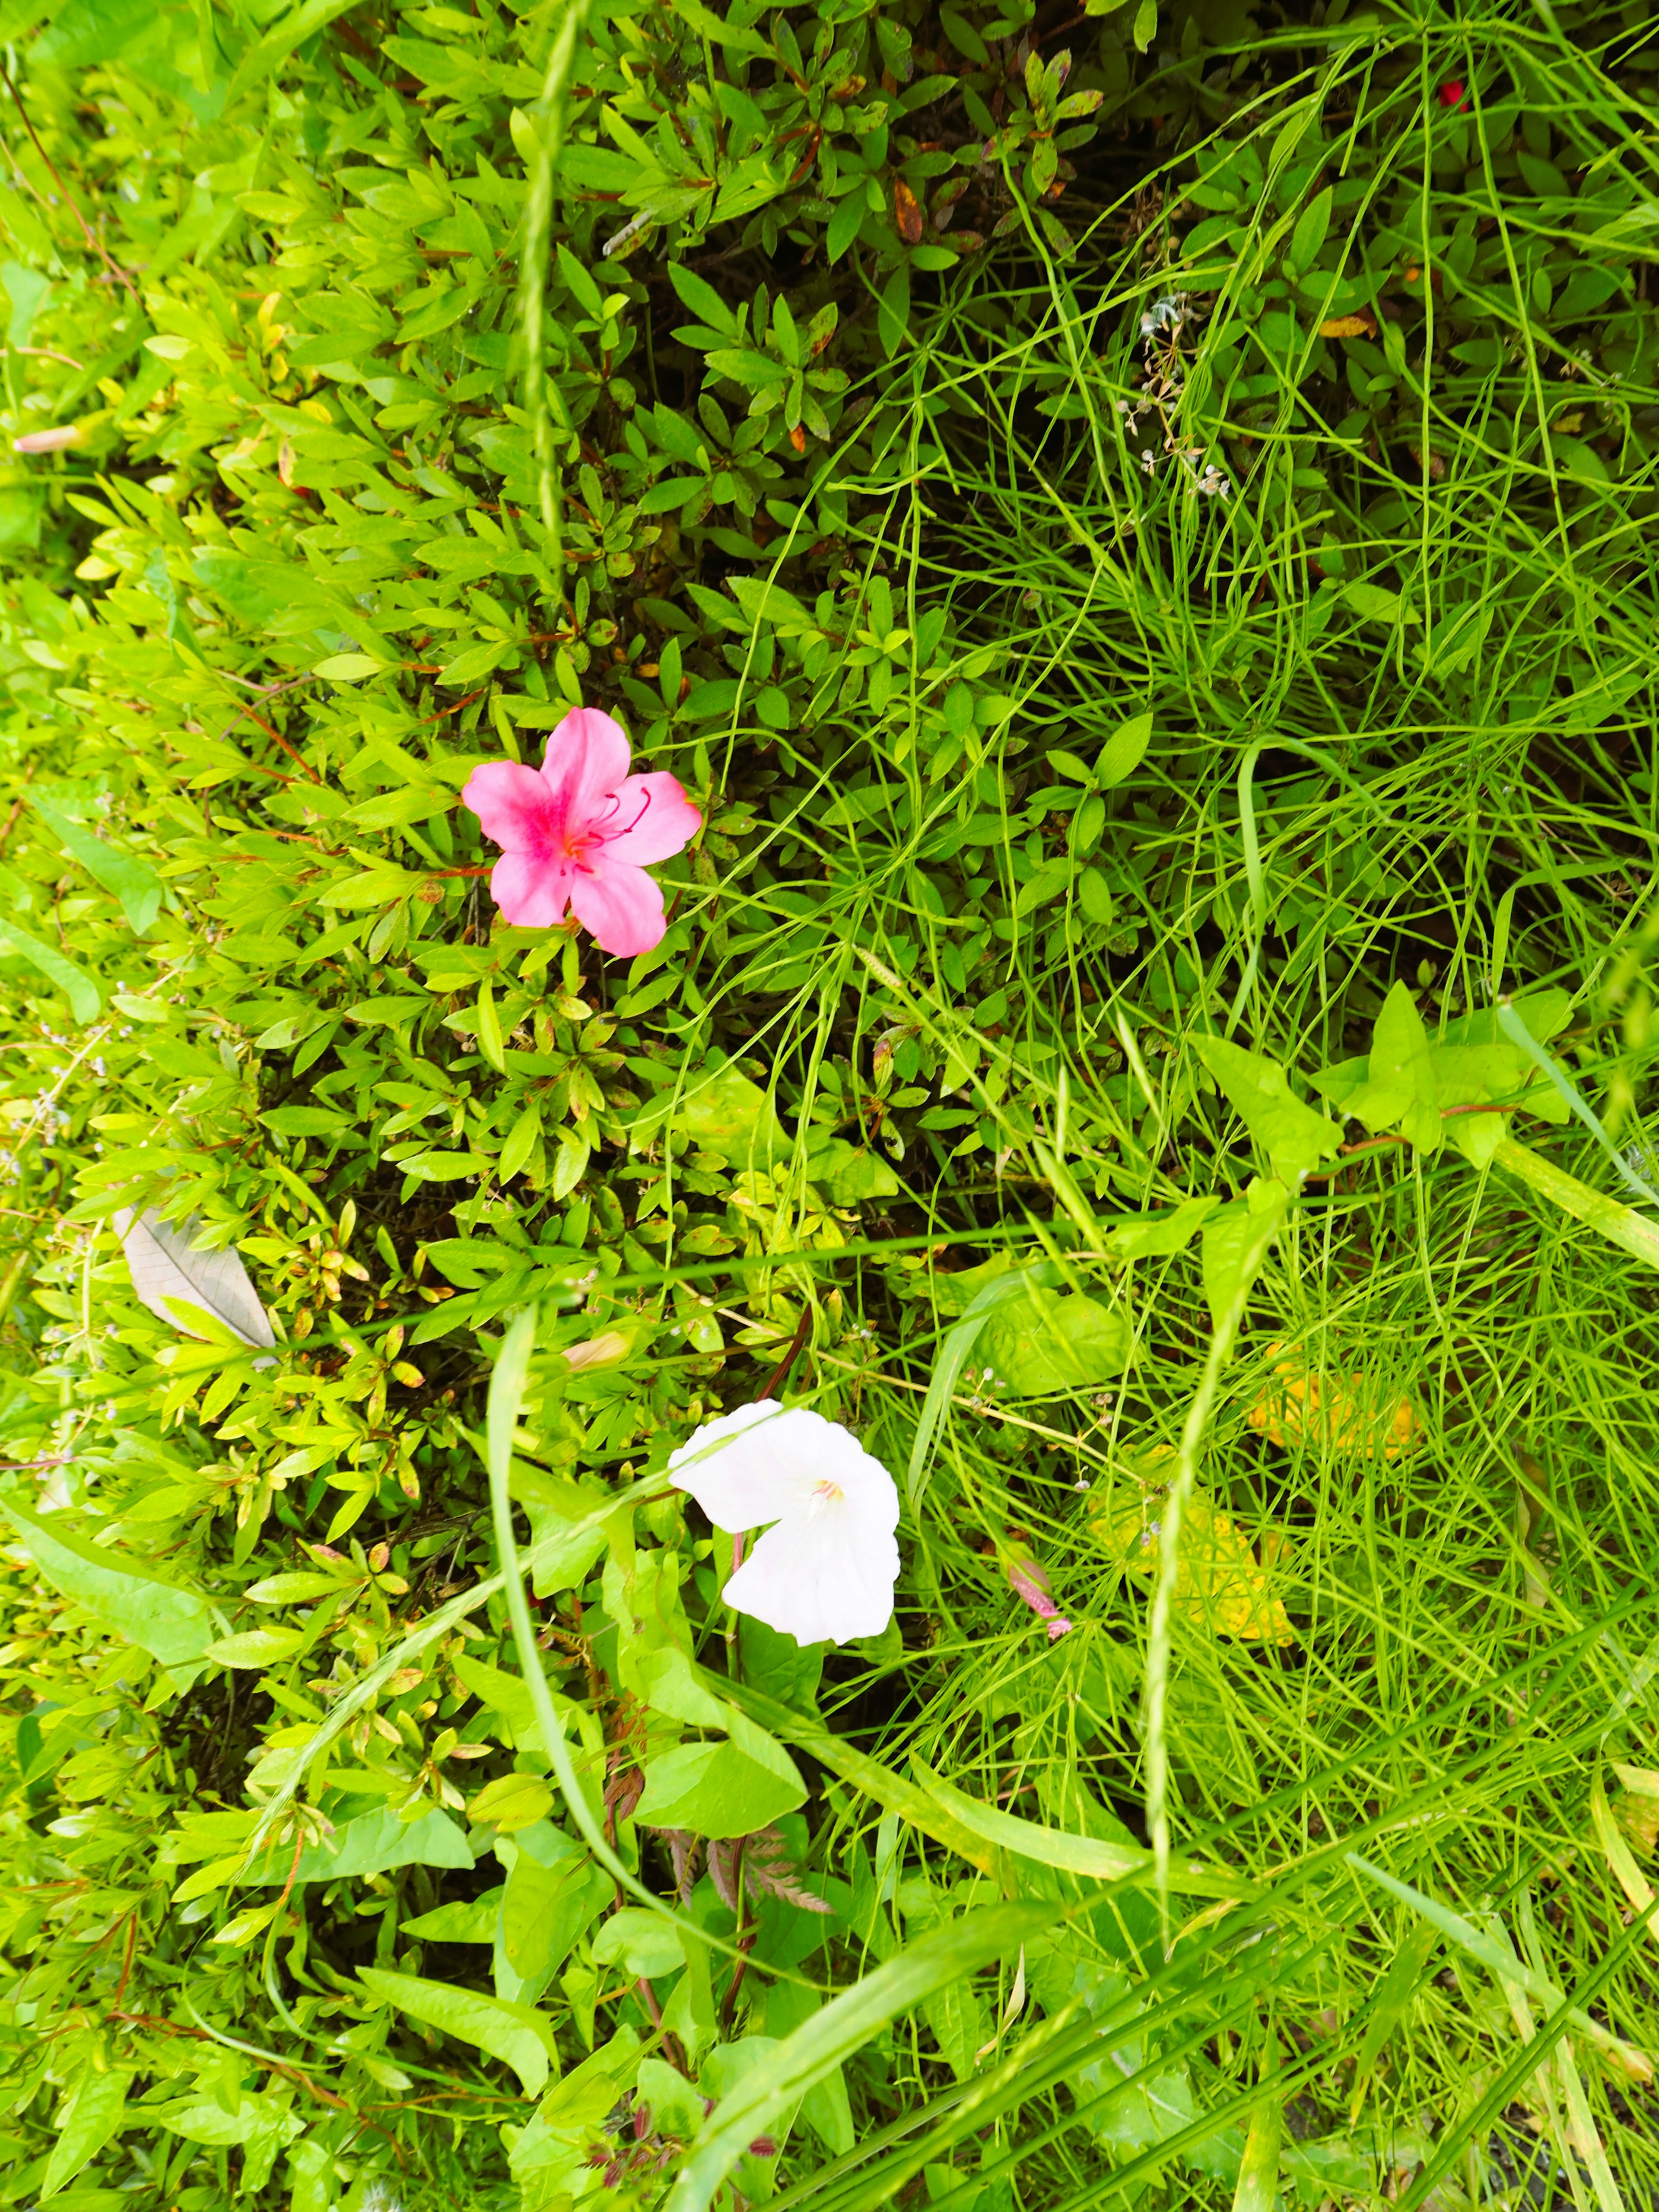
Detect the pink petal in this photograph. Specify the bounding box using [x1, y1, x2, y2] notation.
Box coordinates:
[569, 859, 666, 957]
[540, 708, 631, 839]
[462, 760, 559, 856]
[596, 772, 702, 866]
[491, 849, 573, 928]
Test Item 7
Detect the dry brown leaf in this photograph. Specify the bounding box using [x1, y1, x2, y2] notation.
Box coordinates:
[1091, 1453, 1293, 1645]
[1246, 1342, 1417, 1460]
[1320, 309, 1377, 338]
[893, 180, 925, 246]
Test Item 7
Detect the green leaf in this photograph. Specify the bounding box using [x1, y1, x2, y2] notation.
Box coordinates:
[911, 1761, 1249, 1896]
[908, 1263, 1061, 1504]
[664, 1904, 1055, 2212]
[1343, 980, 1441, 1151]
[358, 1967, 558, 2095]
[0, 915, 100, 1020]
[247, 1806, 473, 1885]
[40, 2064, 130, 2201]
[1105, 1195, 1220, 1260]
[638, 1058, 786, 1164]
[592, 1905, 686, 1979]
[1341, 581, 1401, 623]
[205, 1626, 305, 1669]
[1199, 1180, 1290, 1332]
[1096, 710, 1152, 786]
[29, 795, 162, 934]
[504, 1841, 610, 1983]
[806, 1134, 900, 1202]
[632, 1733, 806, 1839]
[0, 1496, 214, 1681]
[1289, 185, 1333, 273]
[1195, 1035, 1343, 1186]
[1131, 0, 1157, 49]
[404, 1887, 504, 1944]
[979, 1283, 1131, 1396]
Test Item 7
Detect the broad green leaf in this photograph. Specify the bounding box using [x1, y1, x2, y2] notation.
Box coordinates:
[591, 1906, 686, 1979]
[664, 1903, 1056, 2212]
[979, 1282, 1131, 1396]
[637, 1058, 786, 1164]
[1289, 184, 1333, 272]
[357, 1966, 557, 2095]
[40, 2064, 130, 2200]
[632, 1735, 805, 1839]
[503, 1844, 609, 1983]
[30, 795, 161, 934]
[245, 1806, 473, 1885]
[0, 916, 100, 1021]
[1195, 1036, 1343, 1186]
[806, 1134, 900, 1202]
[0, 1496, 214, 1680]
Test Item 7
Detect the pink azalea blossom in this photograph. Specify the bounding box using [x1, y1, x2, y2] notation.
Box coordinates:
[461, 706, 700, 957]
[1007, 1554, 1071, 1640]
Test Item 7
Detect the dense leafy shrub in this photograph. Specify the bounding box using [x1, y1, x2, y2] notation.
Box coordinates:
[4, 0, 1659, 2206]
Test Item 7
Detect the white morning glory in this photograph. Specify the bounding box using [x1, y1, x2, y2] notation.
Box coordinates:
[667, 1400, 900, 1647]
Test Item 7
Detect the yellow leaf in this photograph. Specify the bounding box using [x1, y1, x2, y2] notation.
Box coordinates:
[1091, 1453, 1293, 1645]
[1246, 1342, 1417, 1459]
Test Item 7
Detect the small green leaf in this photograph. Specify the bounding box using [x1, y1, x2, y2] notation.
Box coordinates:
[1289, 184, 1333, 273]
[1096, 710, 1152, 787]
[592, 1906, 686, 1979]
[1132, 0, 1157, 50]
[206, 1627, 306, 1669]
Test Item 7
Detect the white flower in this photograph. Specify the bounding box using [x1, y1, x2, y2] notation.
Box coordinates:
[667, 1400, 900, 1647]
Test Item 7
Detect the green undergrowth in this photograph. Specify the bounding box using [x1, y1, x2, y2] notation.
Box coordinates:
[2, 0, 1659, 2206]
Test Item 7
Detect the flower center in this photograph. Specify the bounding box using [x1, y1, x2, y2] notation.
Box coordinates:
[806, 1477, 844, 1518]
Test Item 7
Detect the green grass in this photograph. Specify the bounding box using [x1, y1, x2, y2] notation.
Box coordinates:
[3, 0, 1659, 2207]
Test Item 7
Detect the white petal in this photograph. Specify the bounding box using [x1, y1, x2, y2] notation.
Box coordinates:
[723, 1501, 899, 1646]
[668, 1401, 897, 1538]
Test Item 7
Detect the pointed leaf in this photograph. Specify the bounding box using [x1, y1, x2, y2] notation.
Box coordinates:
[0, 1495, 214, 1676]
[114, 1210, 276, 1351]
[1195, 1037, 1342, 1186]
[357, 1967, 556, 2094]
[664, 1904, 1056, 2212]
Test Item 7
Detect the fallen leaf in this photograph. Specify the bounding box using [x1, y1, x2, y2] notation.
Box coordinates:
[1246, 1343, 1417, 1459]
[114, 1208, 276, 1352]
[1320, 309, 1377, 338]
[1091, 1451, 1293, 1644]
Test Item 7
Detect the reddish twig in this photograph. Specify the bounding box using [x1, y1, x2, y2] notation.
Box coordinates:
[221, 699, 324, 784]
[2, 73, 139, 301]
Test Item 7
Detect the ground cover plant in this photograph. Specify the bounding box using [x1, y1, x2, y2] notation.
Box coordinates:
[2, 0, 1659, 2205]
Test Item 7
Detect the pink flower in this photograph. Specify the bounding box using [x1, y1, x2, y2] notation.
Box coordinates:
[461, 706, 700, 957]
[1007, 1554, 1071, 1640]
